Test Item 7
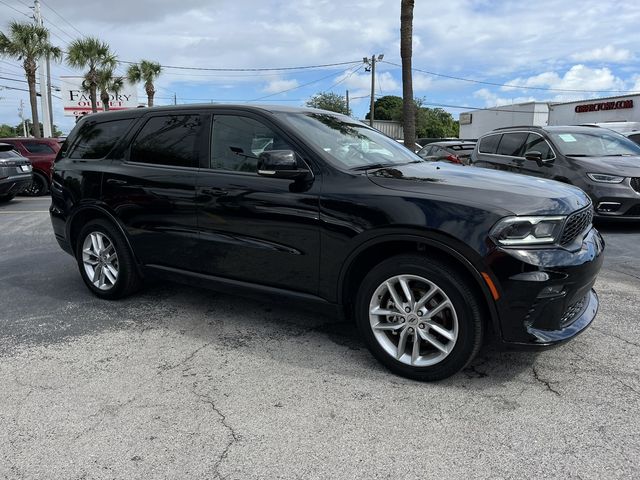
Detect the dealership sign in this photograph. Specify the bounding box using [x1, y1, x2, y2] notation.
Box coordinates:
[574, 99, 633, 113]
[60, 76, 138, 117]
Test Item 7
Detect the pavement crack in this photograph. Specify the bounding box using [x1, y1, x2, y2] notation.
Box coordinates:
[160, 342, 211, 372]
[532, 365, 561, 396]
[591, 327, 640, 349]
[192, 388, 239, 479]
[609, 269, 640, 282]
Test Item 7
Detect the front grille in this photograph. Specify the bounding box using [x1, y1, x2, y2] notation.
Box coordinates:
[560, 296, 587, 327]
[631, 178, 640, 193]
[560, 207, 593, 246]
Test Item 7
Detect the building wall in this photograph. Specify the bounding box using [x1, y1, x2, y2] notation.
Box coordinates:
[459, 103, 548, 139]
[548, 95, 640, 126]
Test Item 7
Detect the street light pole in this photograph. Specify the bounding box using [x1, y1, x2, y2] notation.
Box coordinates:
[33, 0, 52, 138]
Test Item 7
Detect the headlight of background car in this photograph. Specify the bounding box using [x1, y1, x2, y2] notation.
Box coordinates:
[490, 216, 566, 246]
[587, 173, 625, 183]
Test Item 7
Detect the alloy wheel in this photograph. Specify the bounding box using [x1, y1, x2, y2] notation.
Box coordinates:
[369, 274, 459, 367]
[82, 231, 119, 291]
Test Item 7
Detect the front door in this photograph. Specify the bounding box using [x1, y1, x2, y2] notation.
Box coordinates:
[195, 112, 321, 294]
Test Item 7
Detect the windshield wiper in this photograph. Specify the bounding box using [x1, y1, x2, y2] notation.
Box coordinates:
[350, 160, 423, 171]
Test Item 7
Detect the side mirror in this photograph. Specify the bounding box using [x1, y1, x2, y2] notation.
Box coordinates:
[524, 150, 553, 167]
[257, 150, 311, 180]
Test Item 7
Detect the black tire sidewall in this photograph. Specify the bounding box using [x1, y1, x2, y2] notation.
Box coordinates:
[355, 255, 483, 381]
[25, 171, 49, 196]
[75, 220, 134, 299]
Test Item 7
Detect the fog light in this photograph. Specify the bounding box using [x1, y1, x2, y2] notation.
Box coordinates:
[597, 202, 621, 213]
[538, 285, 565, 298]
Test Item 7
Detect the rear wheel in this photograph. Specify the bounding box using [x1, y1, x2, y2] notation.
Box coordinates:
[76, 219, 141, 299]
[23, 171, 49, 196]
[355, 254, 484, 381]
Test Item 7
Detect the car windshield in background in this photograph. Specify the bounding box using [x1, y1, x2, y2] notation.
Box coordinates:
[279, 112, 421, 169]
[549, 130, 640, 157]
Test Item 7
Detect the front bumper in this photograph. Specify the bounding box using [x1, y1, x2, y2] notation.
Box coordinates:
[581, 179, 640, 219]
[489, 227, 604, 346]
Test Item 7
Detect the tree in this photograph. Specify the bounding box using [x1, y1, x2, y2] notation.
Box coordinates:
[366, 95, 403, 120]
[96, 67, 124, 111]
[66, 37, 116, 113]
[400, 0, 416, 151]
[127, 60, 162, 107]
[0, 124, 18, 137]
[16, 121, 62, 137]
[0, 21, 62, 138]
[305, 92, 350, 115]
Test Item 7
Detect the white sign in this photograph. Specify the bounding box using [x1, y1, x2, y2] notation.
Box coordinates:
[60, 76, 139, 117]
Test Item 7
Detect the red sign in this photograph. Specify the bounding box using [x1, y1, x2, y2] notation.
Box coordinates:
[575, 100, 633, 113]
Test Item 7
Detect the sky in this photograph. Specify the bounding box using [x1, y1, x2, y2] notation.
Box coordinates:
[1, 0, 640, 134]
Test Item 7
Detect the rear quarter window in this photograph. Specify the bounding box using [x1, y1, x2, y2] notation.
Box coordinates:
[66, 118, 134, 159]
[478, 134, 501, 154]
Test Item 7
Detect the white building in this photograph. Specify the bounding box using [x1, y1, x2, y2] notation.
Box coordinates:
[459, 94, 640, 139]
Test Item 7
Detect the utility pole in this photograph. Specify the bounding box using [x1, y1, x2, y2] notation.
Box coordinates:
[173, 93, 177, 105]
[18, 100, 27, 137]
[345, 89, 350, 116]
[364, 54, 383, 127]
[33, 0, 52, 137]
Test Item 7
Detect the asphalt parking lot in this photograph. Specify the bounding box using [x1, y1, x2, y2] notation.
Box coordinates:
[1, 196, 639, 479]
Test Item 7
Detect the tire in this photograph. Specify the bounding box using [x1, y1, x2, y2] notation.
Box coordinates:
[75, 219, 142, 299]
[23, 171, 49, 196]
[355, 254, 484, 381]
[0, 194, 15, 203]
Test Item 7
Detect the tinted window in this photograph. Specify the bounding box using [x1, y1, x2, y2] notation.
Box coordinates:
[67, 119, 134, 159]
[211, 115, 293, 172]
[523, 134, 554, 160]
[478, 134, 501, 154]
[496, 132, 528, 156]
[131, 115, 202, 168]
[23, 142, 55, 154]
[629, 133, 640, 145]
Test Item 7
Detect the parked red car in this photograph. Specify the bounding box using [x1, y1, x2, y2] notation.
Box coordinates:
[0, 138, 60, 195]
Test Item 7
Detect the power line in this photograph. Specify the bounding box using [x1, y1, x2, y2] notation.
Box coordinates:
[117, 59, 362, 72]
[39, 0, 84, 37]
[381, 60, 640, 94]
[325, 63, 364, 91]
[0, 0, 32, 19]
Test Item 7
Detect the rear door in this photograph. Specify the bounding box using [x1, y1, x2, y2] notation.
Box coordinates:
[494, 132, 529, 173]
[473, 133, 506, 169]
[195, 111, 321, 294]
[101, 111, 208, 271]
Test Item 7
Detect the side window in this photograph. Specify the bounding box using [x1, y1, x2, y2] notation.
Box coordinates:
[67, 119, 134, 159]
[478, 134, 501, 154]
[211, 115, 293, 172]
[23, 142, 55, 154]
[628, 133, 640, 145]
[523, 134, 554, 160]
[130, 114, 202, 168]
[496, 132, 528, 156]
[418, 146, 433, 158]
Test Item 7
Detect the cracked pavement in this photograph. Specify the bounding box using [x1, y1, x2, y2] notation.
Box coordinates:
[1, 197, 639, 479]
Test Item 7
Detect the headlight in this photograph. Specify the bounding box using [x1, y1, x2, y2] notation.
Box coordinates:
[490, 216, 566, 246]
[587, 173, 625, 183]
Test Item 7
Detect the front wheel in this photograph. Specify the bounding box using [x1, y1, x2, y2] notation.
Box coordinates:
[76, 219, 141, 299]
[355, 254, 484, 381]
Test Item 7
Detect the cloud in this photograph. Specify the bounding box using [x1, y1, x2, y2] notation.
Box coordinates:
[262, 78, 299, 94]
[571, 45, 633, 63]
[474, 88, 537, 108]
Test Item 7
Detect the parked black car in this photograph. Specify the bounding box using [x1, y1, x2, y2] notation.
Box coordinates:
[471, 125, 640, 218]
[417, 140, 476, 165]
[0, 143, 32, 202]
[50, 106, 604, 380]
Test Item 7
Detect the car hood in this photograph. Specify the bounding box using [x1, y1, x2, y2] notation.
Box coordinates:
[568, 155, 640, 177]
[366, 162, 591, 216]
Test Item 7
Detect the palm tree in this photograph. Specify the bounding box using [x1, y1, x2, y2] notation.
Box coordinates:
[66, 38, 116, 113]
[127, 60, 162, 107]
[400, 0, 415, 151]
[95, 66, 123, 111]
[0, 21, 62, 138]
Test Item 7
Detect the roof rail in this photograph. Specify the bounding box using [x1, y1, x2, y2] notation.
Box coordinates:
[492, 125, 545, 131]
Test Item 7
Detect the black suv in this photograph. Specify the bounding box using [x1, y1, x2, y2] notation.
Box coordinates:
[50, 106, 604, 381]
[471, 125, 640, 219]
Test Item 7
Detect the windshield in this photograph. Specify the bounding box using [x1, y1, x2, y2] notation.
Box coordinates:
[549, 130, 640, 157]
[278, 112, 422, 169]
